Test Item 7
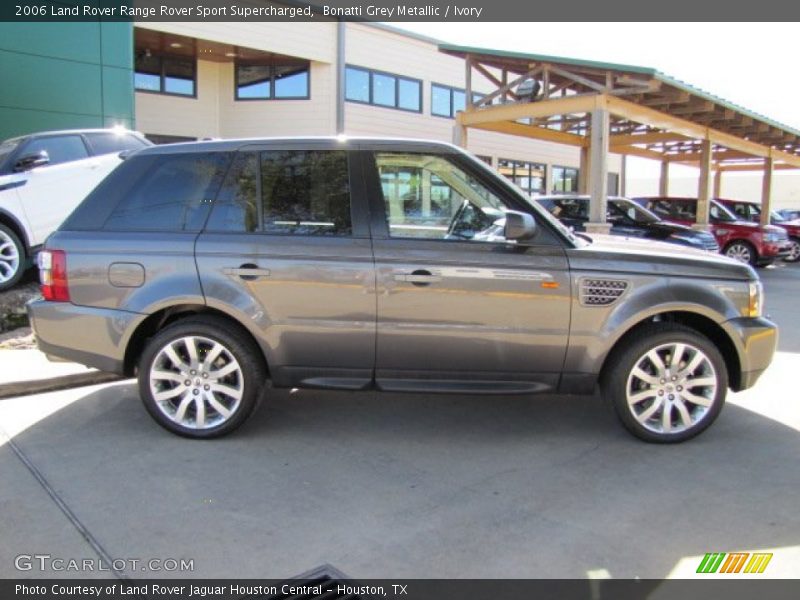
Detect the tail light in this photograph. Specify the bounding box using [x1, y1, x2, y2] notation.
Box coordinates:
[38, 250, 70, 302]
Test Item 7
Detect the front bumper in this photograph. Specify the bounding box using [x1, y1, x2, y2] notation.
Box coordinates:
[27, 300, 143, 375]
[721, 315, 778, 391]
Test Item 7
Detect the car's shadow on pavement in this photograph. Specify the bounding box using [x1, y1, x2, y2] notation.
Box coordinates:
[3, 381, 799, 580]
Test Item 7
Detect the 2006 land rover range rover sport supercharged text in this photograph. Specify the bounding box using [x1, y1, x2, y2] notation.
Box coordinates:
[28, 138, 777, 443]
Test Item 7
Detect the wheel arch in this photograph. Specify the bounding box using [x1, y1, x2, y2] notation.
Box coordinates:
[599, 310, 741, 391]
[122, 304, 271, 378]
[0, 209, 30, 254]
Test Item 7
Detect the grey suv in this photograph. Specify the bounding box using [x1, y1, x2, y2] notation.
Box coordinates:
[28, 138, 777, 443]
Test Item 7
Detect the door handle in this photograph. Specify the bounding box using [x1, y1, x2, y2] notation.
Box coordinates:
[224, 264, 271, 281]
[394, 269, 441, 286]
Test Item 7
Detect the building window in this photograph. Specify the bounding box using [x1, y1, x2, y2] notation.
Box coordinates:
[431, 84, 484, 118]
[235, 59, 310, 100]
[345, 66, 421, 113]
[552, 166, 579, 194]
[475, 155, 493, 166]
[498, 159, 546, 196]
[135, 54, 196, 97]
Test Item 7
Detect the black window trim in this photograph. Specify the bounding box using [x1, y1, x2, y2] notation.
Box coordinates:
[430, 82, 484, 119]
[345, 64, 422, 114]
[360, 150, 563, 248]
[234, 59, 311, 102]
[498, 157, 547, 196]
[134, 53, 198, 99]
[203, 148, 363, 238]
[551, 164, 580, 195]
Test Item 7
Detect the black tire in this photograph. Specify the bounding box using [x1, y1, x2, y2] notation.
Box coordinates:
[783, 237, 800, 263]
[723, 240, 757, 266]
[602, 323, 728, 443]
[138, 316, 267, 439]
[0, 223, 26, 292]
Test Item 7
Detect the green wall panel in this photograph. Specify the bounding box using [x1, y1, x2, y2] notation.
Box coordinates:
[0, 22, 134, 140]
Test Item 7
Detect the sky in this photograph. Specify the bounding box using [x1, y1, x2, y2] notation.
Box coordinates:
[389, 23, 800, 180]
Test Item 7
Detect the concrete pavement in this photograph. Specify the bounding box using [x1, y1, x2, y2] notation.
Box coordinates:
[0, 263, 798, 580]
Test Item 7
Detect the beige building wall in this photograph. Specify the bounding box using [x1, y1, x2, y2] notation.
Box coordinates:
[134, 21, 622, 190]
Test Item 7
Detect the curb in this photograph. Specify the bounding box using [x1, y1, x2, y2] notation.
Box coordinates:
[0, 372, 128, 400]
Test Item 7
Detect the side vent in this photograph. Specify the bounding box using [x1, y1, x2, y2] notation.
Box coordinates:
[579, 278, 629, 306]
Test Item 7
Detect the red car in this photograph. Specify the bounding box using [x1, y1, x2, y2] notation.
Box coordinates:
[716, 197, 800, 263]
[634, 196, 789, 267]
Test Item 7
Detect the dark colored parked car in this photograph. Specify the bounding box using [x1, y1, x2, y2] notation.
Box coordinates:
[28, 139, 777, 443]
[537, 194, 719, 252]
[634, 196, 788, 267]
[716, 198, 800, 263]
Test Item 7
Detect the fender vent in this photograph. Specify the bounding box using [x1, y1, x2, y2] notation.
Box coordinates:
[579, 278, 628, 306]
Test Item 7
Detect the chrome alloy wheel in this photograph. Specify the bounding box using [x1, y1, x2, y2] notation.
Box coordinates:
[625, 342, 718, 435]
[0, 229, 20, 285]
[148, 335, 244, 429]
[725, 243, 753, 264]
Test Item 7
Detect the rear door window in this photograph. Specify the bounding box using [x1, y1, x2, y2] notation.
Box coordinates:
[206, 150, 352, 236]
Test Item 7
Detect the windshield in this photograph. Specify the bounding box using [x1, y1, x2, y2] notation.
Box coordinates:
[609, 198, 660, 224]
[770, 210, 785, 222]
[0, 139, 20, 171]
[710, 201, 738, 222]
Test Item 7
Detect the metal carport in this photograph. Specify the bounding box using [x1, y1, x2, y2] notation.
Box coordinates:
[440, 44, 800, 232]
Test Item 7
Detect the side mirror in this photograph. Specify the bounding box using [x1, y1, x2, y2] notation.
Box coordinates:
[14, 150, 49, 172]
[504, 210, 537, 242]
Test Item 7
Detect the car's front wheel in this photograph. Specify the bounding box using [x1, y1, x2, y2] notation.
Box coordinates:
[784, 237, 800, 263]
[724, 240, 757, 266]
[0, 224, 25, 292]
[602, 323, 728, 443]
[138, 316, 267, 438]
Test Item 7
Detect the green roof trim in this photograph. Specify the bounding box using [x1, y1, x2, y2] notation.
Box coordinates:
[439, 42, 800, 141]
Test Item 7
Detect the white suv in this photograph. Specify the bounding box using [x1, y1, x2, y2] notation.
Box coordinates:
[0, 128, 151, 290]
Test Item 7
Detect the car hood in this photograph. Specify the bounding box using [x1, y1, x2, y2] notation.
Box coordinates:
[568, 234, 754, 280]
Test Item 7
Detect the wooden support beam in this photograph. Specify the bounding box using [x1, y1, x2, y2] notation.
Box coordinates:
[579, 146, 590, 194]
[642, 91, 691, 106]
[548, 65, 607, 93]
[609, 131, 691, 146]
[587, 108, 610, 231]
[459, 93, 599, 125]
[713, 169, 722, 197]
[472, 66, 539, 107]
[659, 160, 670, 196]
[604, 95, 800, 168]
[696, 139, 713, 228]
[761, 156, 774, 227]
[470, 121, 588, 147]
[670, 100, 715, 115]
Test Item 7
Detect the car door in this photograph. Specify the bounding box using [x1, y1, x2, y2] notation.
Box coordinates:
[195, 143, 376, 390]
[14, 134, 113, 245]
[362, 148, 571, 393]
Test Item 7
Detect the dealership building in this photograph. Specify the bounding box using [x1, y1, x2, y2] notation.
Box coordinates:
[1, 19, 799, 207]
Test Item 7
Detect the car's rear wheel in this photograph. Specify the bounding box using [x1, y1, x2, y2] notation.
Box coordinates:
[0, 224, 25, 292]
[602, 323, 728, 443]
[784, 237, 800, 263]
[724, 240, 757, 266]
[138, 316, 267, 438]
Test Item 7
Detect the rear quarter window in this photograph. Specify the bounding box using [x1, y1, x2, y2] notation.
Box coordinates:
[85, 132, 149, 156]
[62, 152, 231, 232]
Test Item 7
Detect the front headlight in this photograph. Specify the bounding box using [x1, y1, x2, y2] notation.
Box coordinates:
[669, 234, 703, 246]
[746, 280, 764, 317]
